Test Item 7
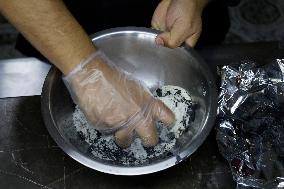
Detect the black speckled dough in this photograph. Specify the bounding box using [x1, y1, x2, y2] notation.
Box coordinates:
[73, 86, 196, 166]
[154, 86, 196, 138]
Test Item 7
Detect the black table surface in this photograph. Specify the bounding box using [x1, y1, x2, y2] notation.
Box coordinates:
[1, 41, 284, 189]
[0, 96, 235, 189]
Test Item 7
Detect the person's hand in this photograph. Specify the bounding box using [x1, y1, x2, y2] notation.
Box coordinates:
[152, 0, 208, 48]
[63, 51, 175, 148]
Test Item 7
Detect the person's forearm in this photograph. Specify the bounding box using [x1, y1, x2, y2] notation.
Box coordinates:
[0, 0, 96, 74]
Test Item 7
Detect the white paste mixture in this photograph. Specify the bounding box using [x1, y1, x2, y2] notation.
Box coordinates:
[73, 85, 195, 165]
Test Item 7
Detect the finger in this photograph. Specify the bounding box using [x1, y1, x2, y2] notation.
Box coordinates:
[185, 31, 201, 47]
[152, 99, 175, 126]
[115, 126, 134, 148]
[151, 0, 171, 31]
[155, 36, 165, 46]
[81, 107, 98, 126]
[155, 32, 170, 47]
[156, 21, 190, 48]
[135, 118, 159, 147]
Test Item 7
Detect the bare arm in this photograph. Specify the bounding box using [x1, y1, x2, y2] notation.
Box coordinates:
[0, 0, 96, 75]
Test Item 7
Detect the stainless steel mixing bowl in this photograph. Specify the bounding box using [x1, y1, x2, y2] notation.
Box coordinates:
[41, 27, 217, 175]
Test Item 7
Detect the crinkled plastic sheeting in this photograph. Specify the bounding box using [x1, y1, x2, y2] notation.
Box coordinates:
[217, 59, 284, 188]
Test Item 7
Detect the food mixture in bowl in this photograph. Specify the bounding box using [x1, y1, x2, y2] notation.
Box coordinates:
[73, 85, 196, 165]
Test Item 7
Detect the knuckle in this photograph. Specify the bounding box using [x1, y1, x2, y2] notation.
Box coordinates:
[167, 40, 179, 48]
[142, 135, 158, 147]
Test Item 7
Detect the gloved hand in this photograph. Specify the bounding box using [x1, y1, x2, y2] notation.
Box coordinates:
[152, 0, 208, 48]
[63, 51, 175, 148]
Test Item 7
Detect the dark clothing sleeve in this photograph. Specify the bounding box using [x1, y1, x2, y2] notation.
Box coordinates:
[196, 0, 231, 47]
[226, 0, 241, 6]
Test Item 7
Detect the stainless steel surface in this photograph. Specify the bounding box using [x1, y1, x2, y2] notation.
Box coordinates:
[0, 58, 51, 98]
[41, 27, 217, 175]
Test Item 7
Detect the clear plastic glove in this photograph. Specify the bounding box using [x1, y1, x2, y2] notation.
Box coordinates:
[152, 0, 208, 48]
[63, 51, 175, 148]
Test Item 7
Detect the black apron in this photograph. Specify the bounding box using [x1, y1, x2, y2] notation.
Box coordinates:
[16, 0, 230, 60]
